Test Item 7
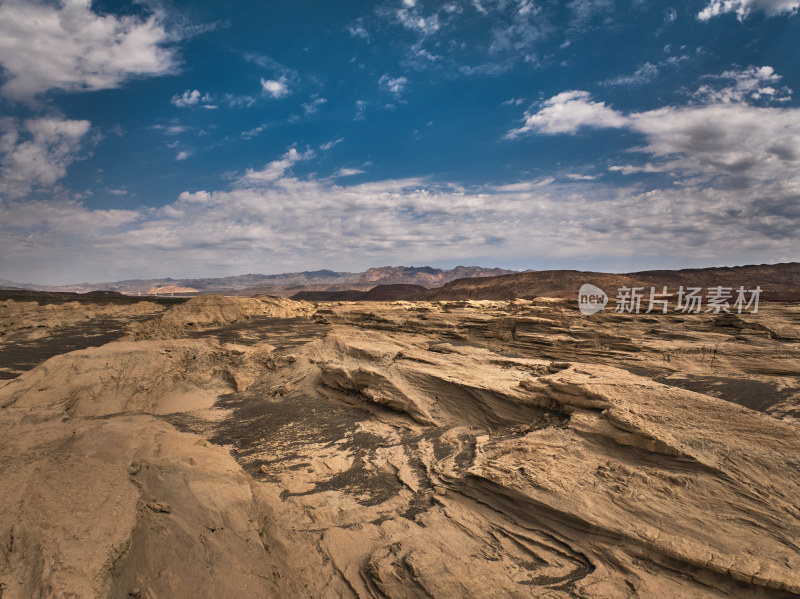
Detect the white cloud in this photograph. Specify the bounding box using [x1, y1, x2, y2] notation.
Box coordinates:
[505, 88, 800, 262]
[374, 0, 547, 78]
[602, 55, 690, 87]
[0, 116, 91, 199]
[0, 197, 140, 283]
[143, 135, 795, 269]
[333, 168, 365, 177]
[241, 124, 268, 140]
[0, 198, 137, 233]
[320, 138, 343, 151]
[626, 102, 800, 183]
[248, 54, 298, 99]
[176, 151, 190, 161]
[302, 97, 327, 115]
[2, 140, 799, 282]
[223, 94, 257, 108]
[379, 74, 408, 96]
[487, 0, 547, 64]
[698, 0, 799, 20]
[395, 6, 440, 35]
[151, 123, 190, 136]
[694, 65, 791, 103]
[0, 0, 177, 100]
[602, 62, 659, 86]
[509, 87, 800, 183]
[608, 163, 667, 175]
[506, 90, 628, 136]
[171, 89, 201, 107]
[261, 77, 290, 98]
[494, 178, 555, 192]
[238, 147, 314, 185]
[348, 19, 369, 40]
[568, 0, 614, 29]
[171, 89, 213, 108]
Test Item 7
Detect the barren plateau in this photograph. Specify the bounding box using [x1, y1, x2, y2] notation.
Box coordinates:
[0, 294, 799, 598]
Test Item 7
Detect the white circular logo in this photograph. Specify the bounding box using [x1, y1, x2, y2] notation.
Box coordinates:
[578, 284, 608, 315]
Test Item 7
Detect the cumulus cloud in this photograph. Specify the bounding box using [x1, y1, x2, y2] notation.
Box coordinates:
[237, 147, 314, 185]
[509, 84, 800, 183]
[171, 89, 214, 108]
[379, 75, 408, 97]
[261, 77, 290, 98]
[247, 53, 298, 99]
[698, 0, 799, 20]
[506, 90, 628, 136]
[505, 80, 800, 260]
[626, 102, 800, 183]
[0, 0, 177, 100]
[0, 116, 91, 199]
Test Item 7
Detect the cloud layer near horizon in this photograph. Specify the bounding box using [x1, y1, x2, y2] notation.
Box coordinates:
[2, 127, 797, 284]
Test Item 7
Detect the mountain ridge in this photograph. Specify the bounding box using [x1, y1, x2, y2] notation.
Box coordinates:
[1, 266, 517, 295]
[291, 262, 800, 302]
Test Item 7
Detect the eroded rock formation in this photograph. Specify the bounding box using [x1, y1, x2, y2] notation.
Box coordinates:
[1, 296, 798, 597]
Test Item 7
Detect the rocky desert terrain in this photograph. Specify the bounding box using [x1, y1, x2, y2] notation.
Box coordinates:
[1, 294, 799, 598]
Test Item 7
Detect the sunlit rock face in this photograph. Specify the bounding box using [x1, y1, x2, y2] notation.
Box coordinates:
[1, 295, 799, 598]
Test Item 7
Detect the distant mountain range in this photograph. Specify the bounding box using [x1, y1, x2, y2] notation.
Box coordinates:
[0, 266, 517, 296]
[4, 263, 797, 302]
[292, 263, 800, 302]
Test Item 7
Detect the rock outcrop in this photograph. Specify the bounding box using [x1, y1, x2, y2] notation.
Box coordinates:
[125, 295, 315, 340]
[1, 295, 798, 597]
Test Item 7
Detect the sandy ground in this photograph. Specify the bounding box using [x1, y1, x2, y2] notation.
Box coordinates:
[0, 296, 799, 598]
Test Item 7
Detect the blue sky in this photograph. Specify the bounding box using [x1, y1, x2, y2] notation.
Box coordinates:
[0, 0, 798, 284]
